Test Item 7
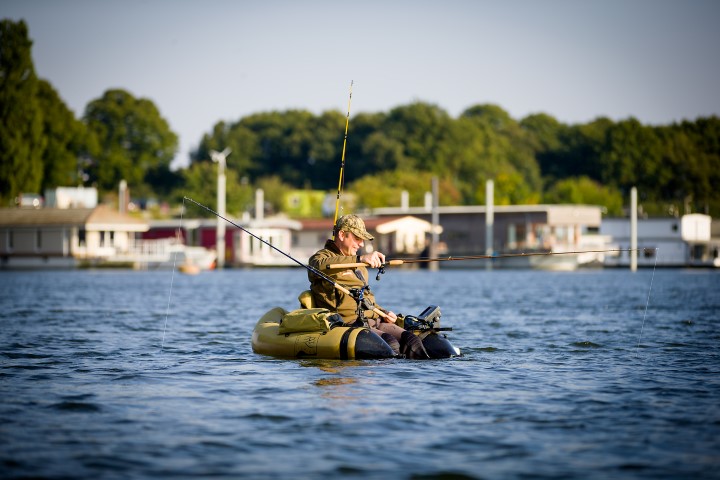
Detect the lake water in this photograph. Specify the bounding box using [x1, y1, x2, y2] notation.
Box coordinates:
[1, 267, 719, 479]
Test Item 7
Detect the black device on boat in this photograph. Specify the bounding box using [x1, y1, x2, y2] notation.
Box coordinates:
[402, 305, 452, 332]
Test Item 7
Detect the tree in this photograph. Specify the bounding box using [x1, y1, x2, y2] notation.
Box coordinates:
[188, 103, 720, 217]
[175, 161, 252, 218]
[349, 170, 461, 210]
[677, 117, 720, 214]
[544, 176, 623, 215]
[521, 113, 567, 180]
[522, 114, 614, 185]
[256, 175, 294, 215]
[383, 102, 455, 173]
[36, 80, 86, 190]
[83, 89, 178, 196]
[0, 19, 45, 205]
[192, 120, 259, 180]
[461, 104, 543, 201]
[598, 118, 664, 193]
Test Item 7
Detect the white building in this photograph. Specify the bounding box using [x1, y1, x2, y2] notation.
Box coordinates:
[0, 206, 148, 269]
[601, 214, 719, 267]
[234, 217, 303, 267]
[373, 204, 605, 270]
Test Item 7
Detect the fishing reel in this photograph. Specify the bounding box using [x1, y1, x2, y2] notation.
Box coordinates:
[375, 264, 386, 281]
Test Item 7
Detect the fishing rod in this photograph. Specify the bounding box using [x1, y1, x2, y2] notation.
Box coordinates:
[183, 196, 391, 320]
[331, 80, 354, 241]
[326, 248, 646, 272]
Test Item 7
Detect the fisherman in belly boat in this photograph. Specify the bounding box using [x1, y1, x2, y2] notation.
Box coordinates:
[252, 212, 458, 359]
[308, 214, 431, 359]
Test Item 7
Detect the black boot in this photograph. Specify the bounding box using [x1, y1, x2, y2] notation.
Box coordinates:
[400, 331, 431, 359]
[380, 332, 401, 356]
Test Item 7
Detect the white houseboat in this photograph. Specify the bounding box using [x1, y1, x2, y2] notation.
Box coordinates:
[0, 205, 149, 269]
[601, 214, 719, 268]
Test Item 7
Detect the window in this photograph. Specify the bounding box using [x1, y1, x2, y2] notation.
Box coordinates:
[35, 230, 42, 251]
[79, 228, 86, 246]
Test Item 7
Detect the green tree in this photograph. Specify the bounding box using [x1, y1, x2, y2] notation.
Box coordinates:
[83, 89, 178, 196]
[346, 111, 388, 179]
[598, 118, 664, 193]
[176, 161, 252, 218]
[520, 113, 567, 180]
[193, 120, 259, 180]
[462, 104, 543, 201]
[544, 176, 623, 215]
[383, 102, 455, 173]
[256, 175, 294, 215]
[189, 104, 720, 217]
[676, 117, 720, 214]
[349, 170, 460, 210]
[36, 80, 86, 190]
[0, 19, 45, 205]
[239, 110, 316, 186]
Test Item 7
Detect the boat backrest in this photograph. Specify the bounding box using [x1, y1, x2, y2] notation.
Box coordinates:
[298, 290, 315, 309]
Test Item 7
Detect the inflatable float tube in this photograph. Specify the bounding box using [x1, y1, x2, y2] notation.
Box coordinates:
[251, 306, 460, 360]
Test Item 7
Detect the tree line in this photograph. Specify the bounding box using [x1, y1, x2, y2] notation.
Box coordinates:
[2, 19, 719, 218]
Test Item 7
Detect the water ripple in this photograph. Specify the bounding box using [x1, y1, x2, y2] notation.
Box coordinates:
[1, 269, 719, 479]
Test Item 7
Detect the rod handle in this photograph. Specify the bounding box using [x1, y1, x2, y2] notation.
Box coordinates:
[326, 259, 405, 270]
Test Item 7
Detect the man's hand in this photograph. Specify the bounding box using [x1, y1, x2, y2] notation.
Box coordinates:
[382, 310, 398, 323]
[359, 251, 385, 268]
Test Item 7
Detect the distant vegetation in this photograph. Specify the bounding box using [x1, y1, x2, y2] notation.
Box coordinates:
[2, 19, 719, 218]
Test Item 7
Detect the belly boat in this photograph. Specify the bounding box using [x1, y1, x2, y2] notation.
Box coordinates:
[252, 292, 461, 360]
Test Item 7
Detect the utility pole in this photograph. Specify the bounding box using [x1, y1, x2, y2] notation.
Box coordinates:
[630, 187, 637, 272]
[210, 148, 231, 269]
[430, 177, 439, 271]
[485, 179, 494, 271]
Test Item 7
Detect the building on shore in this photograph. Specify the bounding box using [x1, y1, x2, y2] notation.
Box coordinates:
[372, 204, 606, 270]
[601, 213, 720, 268]
[0, 205, 149, 269]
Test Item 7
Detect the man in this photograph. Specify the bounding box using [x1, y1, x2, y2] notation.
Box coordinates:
[308, 214, 430, 359]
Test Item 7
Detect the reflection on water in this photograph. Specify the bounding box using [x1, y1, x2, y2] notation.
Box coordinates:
[1, 268, 719, 479]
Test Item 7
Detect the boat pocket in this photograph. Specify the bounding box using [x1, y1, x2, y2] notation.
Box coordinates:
[279, 308, 332, 334]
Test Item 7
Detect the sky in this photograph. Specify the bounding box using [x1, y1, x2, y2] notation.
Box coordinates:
[4, 0, 720, 169]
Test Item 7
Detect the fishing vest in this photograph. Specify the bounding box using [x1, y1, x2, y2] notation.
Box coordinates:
[307, 240, 382, 323]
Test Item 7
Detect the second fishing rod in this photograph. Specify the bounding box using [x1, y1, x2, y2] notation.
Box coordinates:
[325, 248, 646, 279]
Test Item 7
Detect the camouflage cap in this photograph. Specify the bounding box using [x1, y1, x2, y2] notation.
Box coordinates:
[336, 214, 374, 241]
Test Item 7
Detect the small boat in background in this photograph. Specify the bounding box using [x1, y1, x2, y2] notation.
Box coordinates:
[178, 261, 201, 275]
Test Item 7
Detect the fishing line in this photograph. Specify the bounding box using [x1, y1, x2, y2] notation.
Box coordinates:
[161, 197, 185, 350]
[636, 247, 659, 356]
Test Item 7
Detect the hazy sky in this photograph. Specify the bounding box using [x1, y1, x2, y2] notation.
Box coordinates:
[4, 0, 720, 169]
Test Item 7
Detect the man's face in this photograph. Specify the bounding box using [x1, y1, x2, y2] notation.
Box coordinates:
[336, 230, 364, 256]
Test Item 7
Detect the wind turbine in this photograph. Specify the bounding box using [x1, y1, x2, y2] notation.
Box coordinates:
[210, 148, 231, 269]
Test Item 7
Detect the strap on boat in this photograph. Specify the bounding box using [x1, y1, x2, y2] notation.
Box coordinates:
[339, 328, 354, 360]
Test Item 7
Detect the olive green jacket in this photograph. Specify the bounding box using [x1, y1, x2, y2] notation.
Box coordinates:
[307, 240, 383, 323]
